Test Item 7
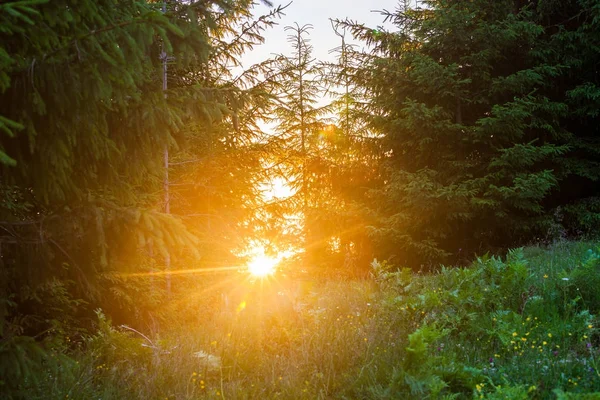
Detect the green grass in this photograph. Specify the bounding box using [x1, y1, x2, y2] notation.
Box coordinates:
[8, 241, 600, 399]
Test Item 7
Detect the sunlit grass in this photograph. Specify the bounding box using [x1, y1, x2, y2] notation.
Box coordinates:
[18, 241, 600, 399]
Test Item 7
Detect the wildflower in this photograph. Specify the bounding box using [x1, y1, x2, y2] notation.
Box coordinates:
[548, 333, 552, 338]
[588, 324, 593, 329]
[512, 332, 518, 337]
[562, 277, 569, 281]
[543, 274, 548, 279]
[543, 341, 547, 346]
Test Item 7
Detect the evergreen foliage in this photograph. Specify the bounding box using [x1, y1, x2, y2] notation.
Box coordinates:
[314, 23, 386, 275]
[270, 23, 331, 270]
[0, 1, 284, 395]
[341, 0, 600, 267]
[2, 0, 600, 396]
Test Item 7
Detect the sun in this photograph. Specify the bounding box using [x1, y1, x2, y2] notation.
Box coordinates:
[247, 254, 279, 277]
[263, 177, 294, 202]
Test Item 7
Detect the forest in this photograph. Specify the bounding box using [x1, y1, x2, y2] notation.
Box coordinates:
[0, 0, 599, 398]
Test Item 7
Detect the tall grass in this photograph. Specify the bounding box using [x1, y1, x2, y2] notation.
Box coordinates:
[11, 241, 600, 399]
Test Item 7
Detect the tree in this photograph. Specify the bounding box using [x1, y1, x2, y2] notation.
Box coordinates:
[270, 23, 330, 271]
[165, 1, 288, 273]
[0, 1, 282, 392]
[301, 22, 386, 275]
[341, 0, 600, 267]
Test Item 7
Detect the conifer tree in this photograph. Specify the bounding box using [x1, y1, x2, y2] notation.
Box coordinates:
[307, 23, 384, 274]
[271, 23, 329, 271]
[341, 0, 600, 267]
[0, 2, 283, 390]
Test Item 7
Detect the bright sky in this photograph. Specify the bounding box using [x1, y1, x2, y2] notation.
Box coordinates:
[242, 0, 400, 67]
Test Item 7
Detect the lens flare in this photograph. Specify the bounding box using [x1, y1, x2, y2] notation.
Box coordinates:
[247, 254, 278, 277]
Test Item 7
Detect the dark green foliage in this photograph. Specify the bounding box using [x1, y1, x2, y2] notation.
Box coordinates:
[357, 241, 600, 399]
[0, 1, 286, 396]
[340, 0, 600, 267]
[566, 247, 600, 314]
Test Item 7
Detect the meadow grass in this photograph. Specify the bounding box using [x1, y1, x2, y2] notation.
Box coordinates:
[15, 240, 600, 399]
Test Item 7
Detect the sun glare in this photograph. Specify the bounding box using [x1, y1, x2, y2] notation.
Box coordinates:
[263, 177, 294, 201]
[247, 254, 279, 277]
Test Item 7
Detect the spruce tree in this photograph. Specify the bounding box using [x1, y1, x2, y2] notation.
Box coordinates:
[308, 23, 384, 275]
[271, 23, 328, 271]
[0, 2, 283, 392]
[342, 0, 600, 267]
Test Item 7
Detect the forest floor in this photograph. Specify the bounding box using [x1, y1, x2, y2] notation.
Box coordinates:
[20, 240, 600, 399]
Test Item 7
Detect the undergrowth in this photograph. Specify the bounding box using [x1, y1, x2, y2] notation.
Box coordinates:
[4, 241, 600, 399]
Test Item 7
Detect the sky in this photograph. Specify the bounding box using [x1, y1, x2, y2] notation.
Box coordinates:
[241, 0, 400, 67]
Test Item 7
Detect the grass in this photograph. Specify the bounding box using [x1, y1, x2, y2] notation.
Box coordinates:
[9, 240, 600, 399]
